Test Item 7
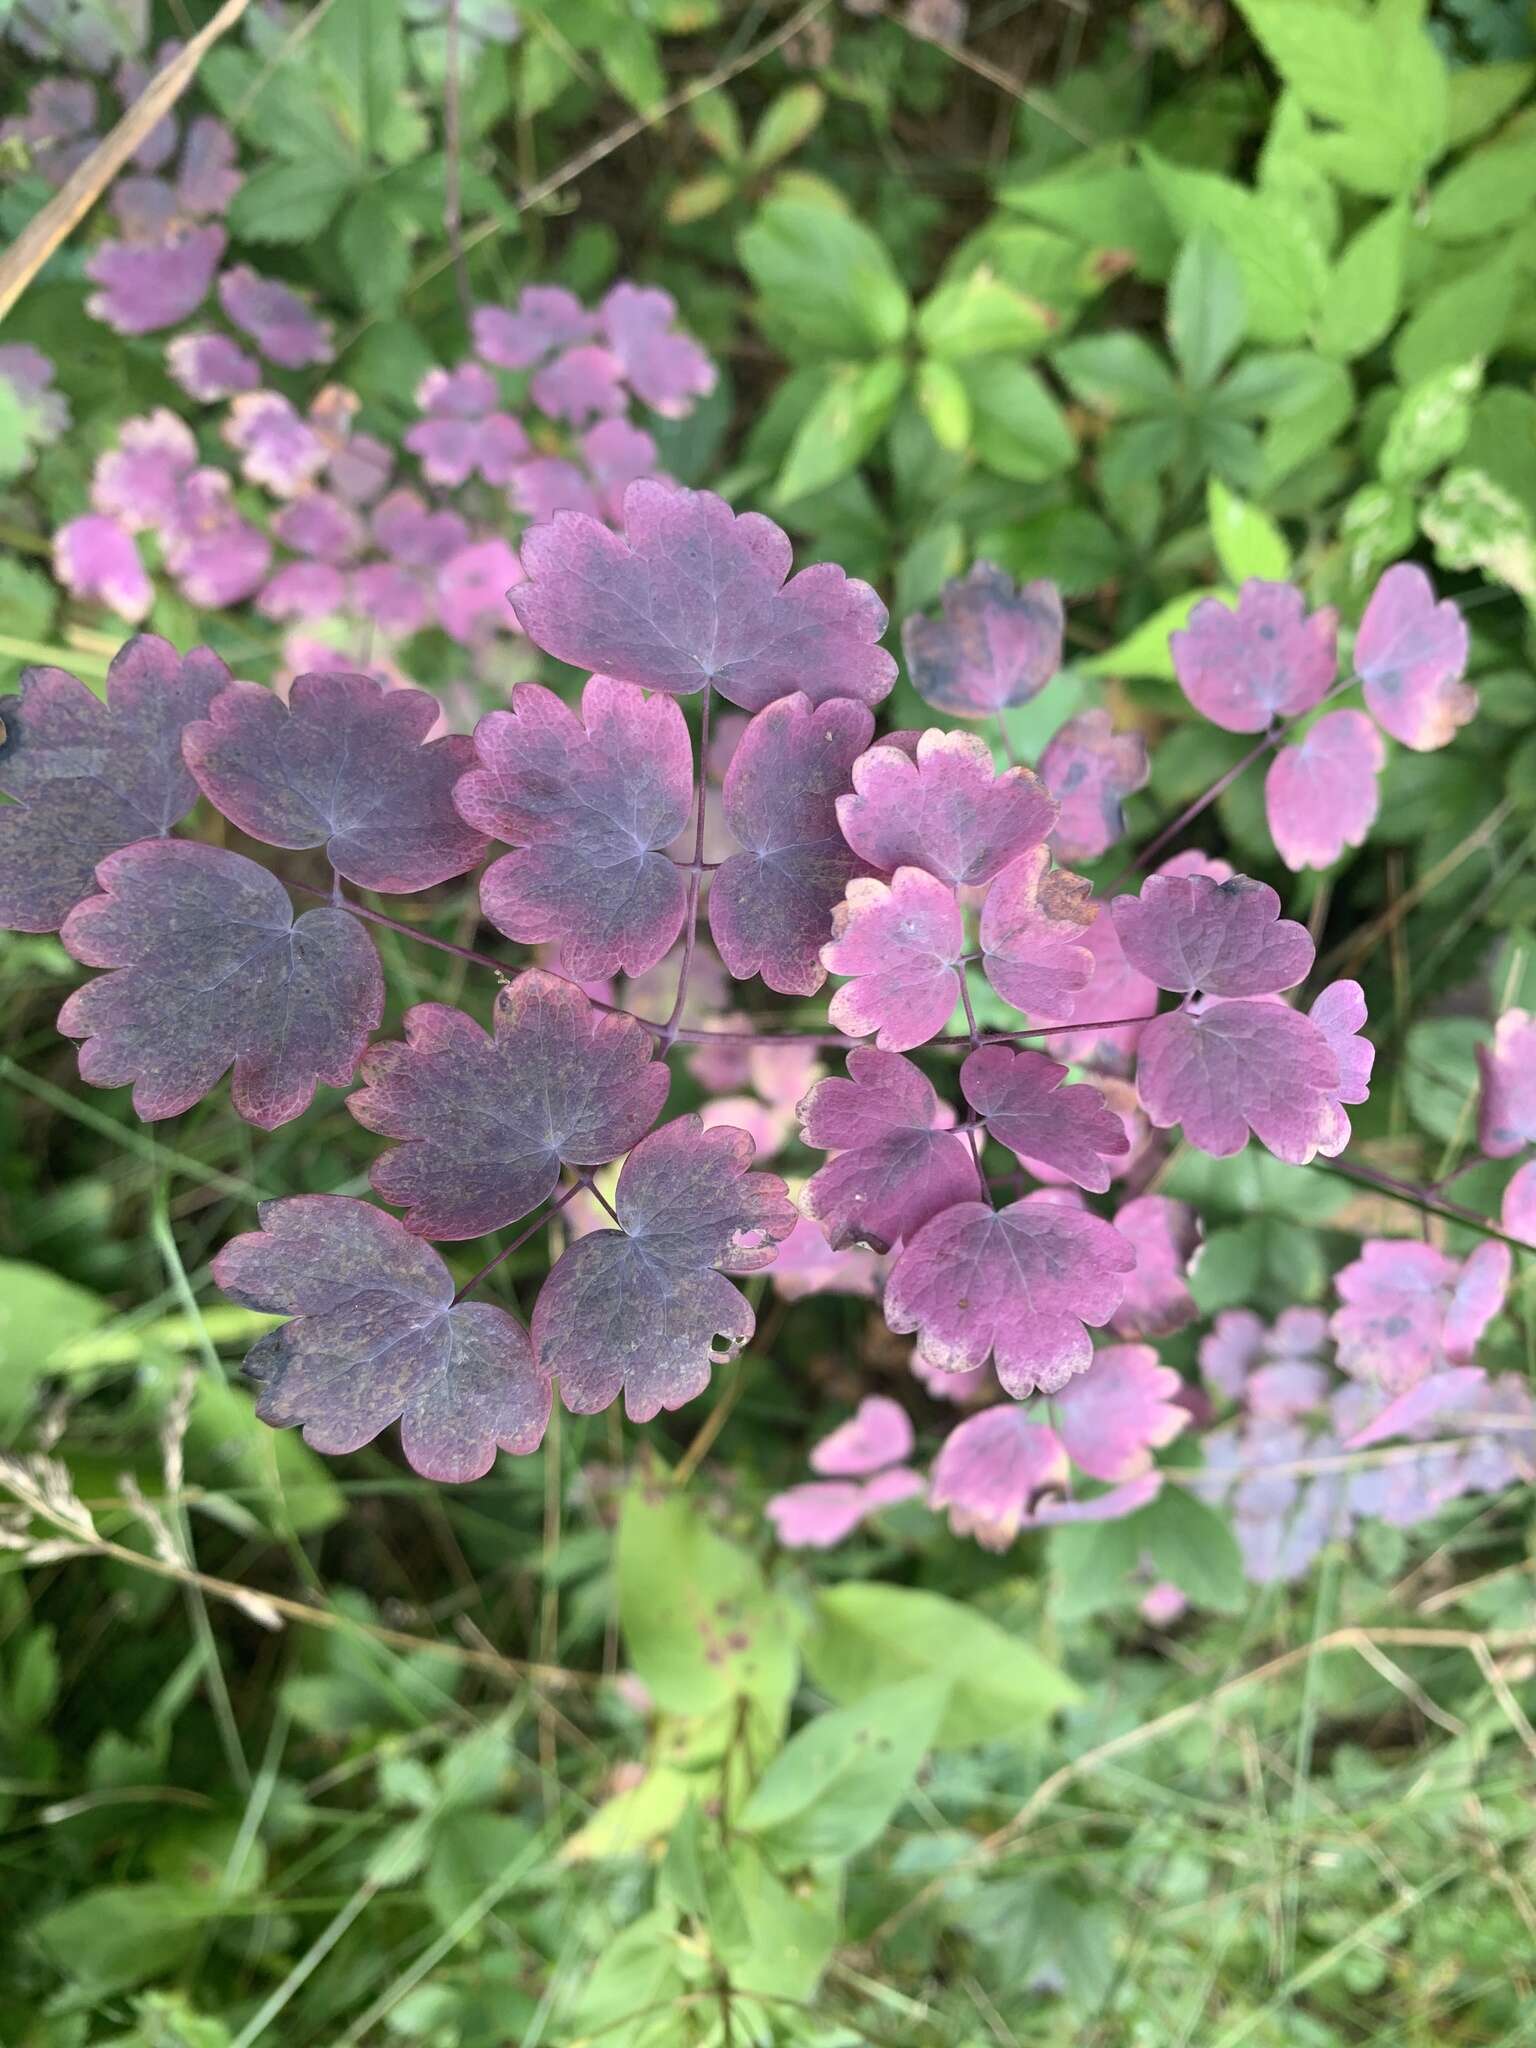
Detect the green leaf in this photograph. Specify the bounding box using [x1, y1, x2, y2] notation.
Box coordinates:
[740, 1678, 947, 1862]
[599, 12, 666, 111]
[772, 356, 906, 504]
[618, 1487, 798, 1720]
[690, 87, 743, 161]
[1168, 230, 1246, 388]
[1080, 589, 1221, 680]
[227, 158, 356, 242]
[719, 1851, 838, 2002]
[958, 358, 1075, 481]
[1446, 61, 1535, 150]
[1378, 359, 1482, 485]
[666, 170, 737, 225]
[1392, 246, 1519, 384]
[1339, 481, 1418, 589]
[1422, 466, 1536, 607]
[565, 1766, 693, 1860]
[1318, 200, 1408, 360]
[739, 196, 911, 358]
[315, 0, 409, 160]
[1257, 357, 1353, 486]
[802, 1584, 1079, 1748]
[1132, 1486, 1247, 1613]
[1235, 0, 1448, 197]
[1429, 140, 1536, 243]
[1054, 331, 1178, 416]
[917, 270, 1055, 360]
[0, 1260, 107, 1432]
[5, 1625, 60, 1730]
[1048, 1515, 1143, 1622]
[1144, 149, 1325, 343]
[1402, 1016, 1484, 1143]
[1002, 144, 1178, 276]
[337, 190, 413, 311]
[1206, 476, 1289, 582]
[914, 357, 972, 453]
[33, 1885, 219, 1996]
[747, 83, 825, 171]
[978, 508, 1125, 598]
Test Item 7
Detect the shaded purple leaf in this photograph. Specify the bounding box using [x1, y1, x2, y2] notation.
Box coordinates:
[1477, 1009, 1536, 1158]
[530, 343, 626, 424]
[222, 390, 327, 496]
[1356, 562, 1475, 751]
[214, 1196, 549, 1481]
[458, 676, 692, 979]
[1170, 581, 1337, 733]
[184, 671, 487, 894]
[710, 692, 874, 996]
[532, 1116, 796, 1421]
[901, 562, 1063, 718]
[929, 1407, 1066, 1548]
[473, 288, 598, 370]
[52, 515, 151, 623]
[1019, 912, 1160, 1065]
[218, 265, 333, 368]
[1347, 1367, 1489, 1450]
[823, 867, 964, 1052]
[510, 482, 896, 711]
[836, 728, 1057, 888]
[91, 408, 195, 530]
[1309, 979, 1374, 1154]
[84, 223, 224, 334]
[1108, 1194, 1201, 1338]
[58, 841, 382, 1127]
[799, 1047, 981, 1253]
[1502, 1159, 1536, 1247]
[1112, 871, 1313, 996]
[1039, 708, 1149, 864]
[351, 969, 668, 1240]
[160, 471, 272, 606]
[979, 845, 1096, 1016]
[961, 1042, 1130, 1193]
[1332, 1239, 1509, 1395]
[437, 539, 524, 646]
[1133, 998, 1341, 1162]
[0, 635, 227, 931]
[600, 282, 716, 417]
[1265, 709, 1384, 871]
[1053, 1342, 1188, 1481]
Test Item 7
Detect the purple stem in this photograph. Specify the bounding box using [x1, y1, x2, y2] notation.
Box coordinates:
[452, 1182, 583, 1303]
[1310, 1155, 1530, 1254]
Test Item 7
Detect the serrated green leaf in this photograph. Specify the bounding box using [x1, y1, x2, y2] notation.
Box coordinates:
[1054, 331, 1178, 416]
[227, 158, 356, 243]
[1378, 359, 1482, 485]
[1144, 149, 1325, 344]
[772, 355, 905, 503]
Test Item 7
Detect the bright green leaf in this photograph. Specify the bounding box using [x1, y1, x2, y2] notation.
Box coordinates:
[1207, 476, 1289, 582]
[1132, 1485, 1247, 1613]
[1168, 230, 1247, 388]
[740, 1678, 947, 1862]
[1318, 201, 1408, 360]
[958, 358, 1075, 481]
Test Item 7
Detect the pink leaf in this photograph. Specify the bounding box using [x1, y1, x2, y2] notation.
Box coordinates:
[52, 514, 151, 622]
[1053, 1343, 1189, 1481]
[185, 672, 487, 894]
[1039, 709, 1149, 864]
[84, 224, 224, 334]
[510, 482, 896, 712]
[929, 1407, 1068, 1547]
[979, 845, 1096, 1016]
[457, 677, 692, 979]
[1502, 1159, 1536, 1246]
[1446, 1241, 1513, 1360]
[1347, 1367, 1490, 1450]
[91, 408, 196, 530]
[709, 692, 875, 996]
[349, 970, 668, 1241]
[473, 288, 597, 370]
[1112, 871, 1313, 996]
[600, 282, 716, 417]
[799, 1047, 981, 1252]
[886, 1196, 1135, 1396]
[1357, 562, 1475, 751]
[530, 343, 626, 424]
[1332, 1240, 1509, 1395]
[1264, 710, 1384, 871]
[1308, 979, 1374, 1154]
[901, 562, 1063, 717]
[58, 841, 382, 1128]
[765, 1468, 924, 1548]
[1135, 1000, 1342, 1161]
[961, 1042, 1130, 1192]
[218, 265, 333, 368]
[532, 1116, 796, 1421]
[166, 330, 260, 400]
[1478, 1010, 1536, 1158]
[768, 1213, 885, 1302]
[1170, 580, 1337, 733]
[214, 1196, 549, 1481]
[836, 728, 1057, 887]
[1109, 1194, 1201, 1337]
[810, 1394, 914, 1476]
[823, 868, 965, 1052]
[1020, 913, 1160, 1065]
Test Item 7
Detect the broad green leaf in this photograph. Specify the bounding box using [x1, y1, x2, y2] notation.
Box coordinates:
[1318, 201, 1408, 360]
[917, 270, 1054, 360]
[598, 13, 666, 111]
[315, 0, 410, 160]
[1378, 360, 1481, 485]
[1049, 1515, 1144, 1622]
[1466, 386, 1536, 510]
[978, 509, 1125, 598]
[1340, 481, 1418, 589]
[1080, 589, 1221, 680]
[227, 158, 356, 242]
[1054, 331, 1178, 415]
[1392, 246, 1519, 384]
[0, 1261, 107, 1432]
[739, 196, 911, 357]
[1402, 1016, 1484, 1143]
[338, 190, 414, 310]
[772, 355, 905, 503]
[1236, 0, 1448, 197]
[1002, 144, 1178, 276]
[564, 1766, 693, 1860]
[1162, 1141, 1353, 1224]
[958, 358, 1075, 481]
[33, 1885, 219, 1996]
[1132, 1486, 1247, 1613]
[1422, 467, 1536, 606]
[1446, 60, 1535, 150]
[1258, 357, 1353, 486]
[740, 1678, 947, 1862]
[747, 83, 825, 170]
[1143, 150, 1325, 343]
[720, 1851, 839, 2001]
[1429, 140, 1536, 243]
[618, 1487, 798, 1720]
[1207, 477, 1289, 582]
[914, 357, 972, 453]
[1168, 230, 1246, 388]
[803, 1584, 1079, 1747]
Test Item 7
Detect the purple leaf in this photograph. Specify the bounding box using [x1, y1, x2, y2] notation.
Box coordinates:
[177, 115, 242, 216]
[1265, 710, 1384, 871]
[810, 1394, 914, 1476]
[765, 1467, 924, 1548]
[1108, 1194, 1201, 1338]
[271, 489, 365, 564]
[160, 471, 271, 608]
[929, 1406, 1067, 1548]
[901, 562, 1063, 718]
[1446, 1241, 1512, 1359]
[599, 282, 716, 417]
[0, 343, 69, 450]
[823, 867, 964, 1052]
[1502, 1159, 1536, 1247]
[1170, 581, 1337, 733]
[1053, 1342, 1189, 1481]
[1020, 913, 1160, 1064]
[214, 1196, 549, 1481]
[90, 408, 196, 530]
[885, 1196, 1135, 1396]
[799, 1047, 981, 1253]
[52, 515, 151, 623]
[258, 562, 347, 622]
[1039, 709, 1149, 864]
[1478, 1009, 1536, 1158]
[710, 692, 875, 996]
[84, 224, 225, 334]
[1308, 979, 1374, 1154]
[405, 363, 529, 487]
[437, 539, 525, 646]
[1346, 1367, 1489, 1450]
[1133, 999, 1341, 1161]
[979, 845, 1096, 1016]
[458, 677, 692, 979]
[1356, 562, 1475, 751]
[473, 288, 598, 370]
[0, 635, 227, 931]
[768, 1213, 885, 1303]
[510, 482, 896, 712]
[1332, 1240, 1509, 1395]
[372, 489, 471, 569]
[836, 729, 1057, 888]
[530, 343, 626, 425]
[582, 418, 662, 521]
[218, 265, 334, 368]
[222, 390, 327, 496]
[532, 1115, 796, 1421]
[961, 1043, 1130, 1192]
[1112, 871, 1313, 996]
[509, 456, 600, 526]
[351, 969, 668, 1240]
[58, 841, 382, 1127]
